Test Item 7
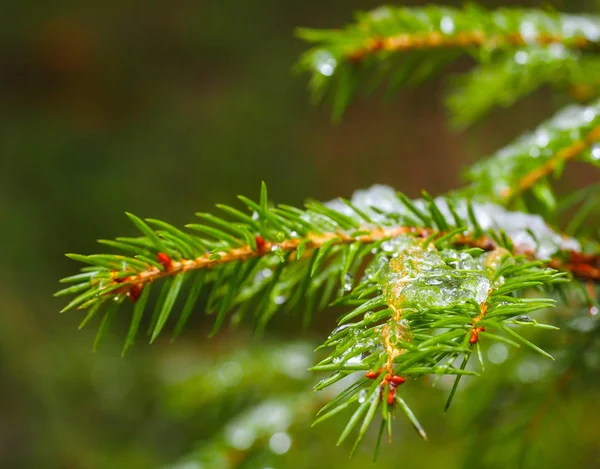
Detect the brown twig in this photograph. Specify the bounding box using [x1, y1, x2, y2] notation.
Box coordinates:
[348, 31, 591, 62]
[103, 225, 599, 302]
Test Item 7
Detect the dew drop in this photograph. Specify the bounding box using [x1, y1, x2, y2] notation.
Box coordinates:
[440, 16, 455, 34]
[514, 50, 529, 64]
[269, 432, 292, 454]
[591, 144, 600, 161]
[488, 343, 508, 364]
[343, 272, 354, 292]
[313, 50, 337, 77]
[225, 425, 256, 450]
[274, 295, 287, 305]
[358, 389, 367, 403]
[514, 315, 536, 324]
[519, 20, 537, 44]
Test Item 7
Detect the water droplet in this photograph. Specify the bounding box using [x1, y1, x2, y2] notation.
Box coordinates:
[590, 306, 598, 316]
[255, 268, 273, 283]
[519, 20, 537, 44]
[344, 272, 354, 292]
[515, 315, 536, 324]
[591, 144, 600, 161]
[313, 50, 337, 77]
[514, 50, 528, 64]
[487, 343, 509, 364]
[330, 324, 352, 337]
[225, 425, 256, 450]
[583, 107, 596, 123]
[440, 16, 455, 34]
[274, 295, 287, 305]
[426, 277, 443, 286]
[269, 432, 292, 454]
[535, 130, 550, 147]
[358, 389, 367, 403]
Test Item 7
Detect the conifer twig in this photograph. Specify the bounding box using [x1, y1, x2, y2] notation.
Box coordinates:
[501, 124, 600, 200]
[348, 31, 592, 63]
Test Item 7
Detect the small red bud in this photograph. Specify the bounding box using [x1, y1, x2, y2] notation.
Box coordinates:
[255, 235, 267, 252]
[469, 327, 485, 345]
[128, 284, 143, 303]
[157, 252, 173, 270]
[389, 375, 405, 386]
[387, 388, 396, 406]
[365, 369, 382, 380]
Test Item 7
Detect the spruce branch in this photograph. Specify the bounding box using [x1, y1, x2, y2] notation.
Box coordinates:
[54, 3, 600, 459]
[447, 48, 600, 127]
[297, 5, 600, 118]
[57, 182, 596, 452]
[466, 100, 600, 208]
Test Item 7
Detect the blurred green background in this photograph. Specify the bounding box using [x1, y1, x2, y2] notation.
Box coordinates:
[2, 0, 599, 468]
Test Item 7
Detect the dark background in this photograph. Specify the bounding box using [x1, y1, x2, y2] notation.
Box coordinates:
[2, 1, 599, 467]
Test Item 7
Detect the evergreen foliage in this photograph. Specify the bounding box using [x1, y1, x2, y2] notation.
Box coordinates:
[57, 3, 600, 461]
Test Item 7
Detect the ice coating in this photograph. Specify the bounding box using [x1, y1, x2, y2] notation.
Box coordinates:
[380, 240, 491, 310]
[467, 100, 600, 195]
[326, 184, 580, 259]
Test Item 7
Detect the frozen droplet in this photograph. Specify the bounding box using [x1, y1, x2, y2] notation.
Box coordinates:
[535, 130, 550, 148]
[519, 20, 537, 44]
[548, 43, 567, 58]
[255, 268, 273, 282]
[440, 16, 455, 34]
[487, 343, 509, 364]
[313, 50, 337, 77]
[583, 107, 596, 123]
[329, 324, 352, 337]
[562, 15, 600, 41]
[591, 144, 600, 161]
[514, 315, 536, 324]
[514, 50, 528, 64]
[358, 389, 367, 403]
[269, 432, 292, 454]
[344, 272, 354, 292]
[274, 295, 287, 305]
[225, 425, 256, 450]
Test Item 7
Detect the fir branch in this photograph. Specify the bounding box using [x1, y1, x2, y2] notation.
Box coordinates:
[447, 48, 600, 128]
[57, 184, 598, 348]
[58, 183, 598, 455]
[297, 5, 600, 117]
[466, 101, 600, 205]
[502, 124, 600, 200]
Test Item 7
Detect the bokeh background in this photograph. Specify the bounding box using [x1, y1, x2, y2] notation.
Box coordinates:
[2, 0, 600, 468]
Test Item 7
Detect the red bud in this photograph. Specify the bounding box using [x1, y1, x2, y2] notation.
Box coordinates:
[157, 252, 173, 270]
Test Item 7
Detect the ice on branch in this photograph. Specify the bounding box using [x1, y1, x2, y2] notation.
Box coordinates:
[327, 184, 580, 259]
[297, 5, 600, 117]
[466, 100, 600, 202]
